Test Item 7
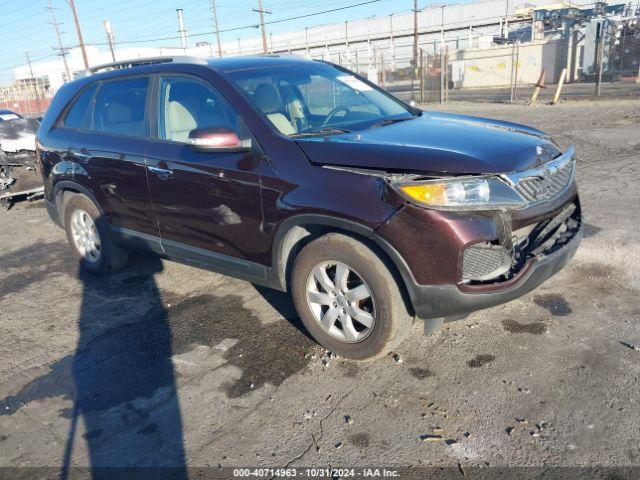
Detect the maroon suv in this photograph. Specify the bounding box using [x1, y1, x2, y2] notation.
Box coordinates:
[37, 56, 582, 360]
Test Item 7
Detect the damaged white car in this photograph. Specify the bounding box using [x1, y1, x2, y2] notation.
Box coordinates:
[0, 111, 43, 210]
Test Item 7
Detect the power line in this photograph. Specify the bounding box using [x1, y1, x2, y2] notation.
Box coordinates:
[81, 0, 385, 47]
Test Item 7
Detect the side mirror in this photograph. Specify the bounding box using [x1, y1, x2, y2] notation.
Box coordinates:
[187, 127, 251, 153]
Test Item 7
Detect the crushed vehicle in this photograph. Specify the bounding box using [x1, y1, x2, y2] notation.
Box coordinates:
[36, 56, 582, 360]
[0, 114, 43, 210]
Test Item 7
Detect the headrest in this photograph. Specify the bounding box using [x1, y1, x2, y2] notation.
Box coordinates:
[105, 101, 132, 124]
[167, 101, 197, 131]
[254, 83, 282, 114]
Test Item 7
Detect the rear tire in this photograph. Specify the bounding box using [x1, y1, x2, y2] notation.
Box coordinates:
[291, 233, 413, 361]
[63, 193, 129, 275]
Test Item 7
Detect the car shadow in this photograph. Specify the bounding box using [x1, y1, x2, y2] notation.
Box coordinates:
[59, 253, 188, 479]
[0, 243, 318, 478]
[251, 284, 313, 341]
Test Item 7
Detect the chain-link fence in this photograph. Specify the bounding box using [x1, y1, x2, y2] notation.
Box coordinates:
[322, 14, 640, 105]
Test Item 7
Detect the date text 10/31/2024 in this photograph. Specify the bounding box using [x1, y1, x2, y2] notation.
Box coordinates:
[232, 468, 400, 477]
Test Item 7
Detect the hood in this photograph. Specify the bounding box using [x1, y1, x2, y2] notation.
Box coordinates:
[295, 111, 562, 175]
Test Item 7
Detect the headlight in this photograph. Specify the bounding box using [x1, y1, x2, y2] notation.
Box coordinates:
[395, 176, 526, 210]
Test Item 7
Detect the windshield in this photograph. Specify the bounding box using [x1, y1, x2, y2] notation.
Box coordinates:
[225, 62, 416, 137]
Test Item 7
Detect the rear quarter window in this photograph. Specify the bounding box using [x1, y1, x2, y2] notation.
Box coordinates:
[63, 83, 98, 129]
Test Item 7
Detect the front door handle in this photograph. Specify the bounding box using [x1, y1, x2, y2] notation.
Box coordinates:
[148, 165, 173, 179]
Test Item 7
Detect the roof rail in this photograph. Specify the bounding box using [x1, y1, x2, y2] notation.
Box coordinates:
[76, 56, 208, 78]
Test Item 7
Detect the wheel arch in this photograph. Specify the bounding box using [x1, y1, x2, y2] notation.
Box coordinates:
[52, 181, 103, 228]
[271, 214, 417, 316]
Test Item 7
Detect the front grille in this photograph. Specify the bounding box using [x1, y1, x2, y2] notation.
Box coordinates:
[503, 146, 576, 204]
[514, 160, 574, 202]
[462, 243, 512, 281]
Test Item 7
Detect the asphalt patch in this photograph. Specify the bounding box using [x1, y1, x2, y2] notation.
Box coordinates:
[348, 432, 370, 448]
[502, 319, 547, 335]
[166, 293, 314, 397]
[533, 294, 572, 316]
[339, 362, 361, 378]
[0, 241, 76, 300]
[409, 367, 434, 379]
[467, 354, 496, 368]
[0, 255, 314, 422]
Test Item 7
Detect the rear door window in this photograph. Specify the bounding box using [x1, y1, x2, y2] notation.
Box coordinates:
[92, 77, 149, 137]
[63, 83, 98, 129]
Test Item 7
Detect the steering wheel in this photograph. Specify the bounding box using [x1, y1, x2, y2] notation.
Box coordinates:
[323, 106, 351, 126]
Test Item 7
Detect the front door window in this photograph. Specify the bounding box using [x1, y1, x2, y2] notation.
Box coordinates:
[158, 77, 250, 143]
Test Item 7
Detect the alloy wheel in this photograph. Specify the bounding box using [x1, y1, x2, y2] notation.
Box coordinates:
[305, 261, 376, 343]
[70, 209, 101, 263]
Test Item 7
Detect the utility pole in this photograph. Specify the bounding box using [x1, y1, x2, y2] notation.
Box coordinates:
[413, 0, 419, 76]
[210, 0, 223, 58]
[68, 0, 89, 69]
[176, 9, 188, 52]
[25, 52, 42, 114]
[46, 0, 71, 82]
[103, 20, 116, 62]
[253, 0, 270, 54]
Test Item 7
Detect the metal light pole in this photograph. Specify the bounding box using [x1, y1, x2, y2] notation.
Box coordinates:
[389, 14, 396, 70]
[305, 27, 309, 54]
[345, 20, 349, 48]
[413, 0, 418, 75]
[103, 20, 116, 62]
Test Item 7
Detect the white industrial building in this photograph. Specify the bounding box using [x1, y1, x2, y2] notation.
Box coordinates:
[5, 0, 636, 96]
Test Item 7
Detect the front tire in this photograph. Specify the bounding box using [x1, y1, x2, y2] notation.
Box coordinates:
[291, 233, 413, 361]
[63, 193, 129, 275]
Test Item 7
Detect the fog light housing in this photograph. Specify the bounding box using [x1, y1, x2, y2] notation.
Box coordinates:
[462, 243, 513, 281]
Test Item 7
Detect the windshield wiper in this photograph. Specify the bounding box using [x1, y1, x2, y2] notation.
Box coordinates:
[370, 116, 417, 129]
[291, 127, 351, 138]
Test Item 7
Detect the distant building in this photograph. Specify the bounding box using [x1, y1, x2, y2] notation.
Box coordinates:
[2, 0, 635, 102]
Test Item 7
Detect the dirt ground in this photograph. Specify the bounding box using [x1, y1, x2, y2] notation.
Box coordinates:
[1, 99, 639, 479]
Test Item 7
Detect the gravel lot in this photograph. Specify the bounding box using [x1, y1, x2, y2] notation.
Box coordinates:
[0, 99, 639, 478]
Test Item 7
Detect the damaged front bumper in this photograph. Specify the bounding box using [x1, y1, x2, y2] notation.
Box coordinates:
[375, 183, 582, 320]
[410, 219, 582, 319]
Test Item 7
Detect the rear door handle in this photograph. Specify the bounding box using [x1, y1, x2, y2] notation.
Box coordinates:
[148, 165, 173, 179]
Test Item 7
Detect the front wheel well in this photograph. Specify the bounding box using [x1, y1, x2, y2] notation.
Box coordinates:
[276, 222, 415, 317]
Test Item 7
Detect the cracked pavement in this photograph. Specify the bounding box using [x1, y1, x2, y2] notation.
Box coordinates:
[0, 100, 639, 475]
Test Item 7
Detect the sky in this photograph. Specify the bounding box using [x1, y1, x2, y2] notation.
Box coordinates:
[0, 0, 467, 84]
